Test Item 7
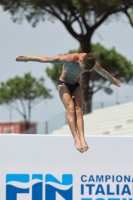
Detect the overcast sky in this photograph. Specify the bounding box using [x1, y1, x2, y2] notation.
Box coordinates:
[0, 8, 133, 123]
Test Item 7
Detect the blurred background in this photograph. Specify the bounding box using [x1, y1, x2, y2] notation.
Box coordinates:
[0, 1, 133, 135]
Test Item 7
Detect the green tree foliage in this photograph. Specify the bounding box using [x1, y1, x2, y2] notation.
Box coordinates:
[1, 0, 133, 113]
[46, 43, 133, 111]
[0, 73, 52, 131]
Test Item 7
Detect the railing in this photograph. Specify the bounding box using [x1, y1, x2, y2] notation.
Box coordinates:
[37, 112, 67, 134]
[36, 101, 122, 134]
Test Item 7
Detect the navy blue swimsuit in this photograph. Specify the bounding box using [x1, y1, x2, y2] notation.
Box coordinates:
[57, 79, 80, 93]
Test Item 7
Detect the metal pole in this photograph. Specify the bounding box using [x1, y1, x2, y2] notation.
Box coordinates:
[45, 121, 48, 134]
[9, 107, 12, 133]
[101, 102, 104, 108]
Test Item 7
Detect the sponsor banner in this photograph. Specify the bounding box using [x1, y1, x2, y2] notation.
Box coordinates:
[0, 164, 133, 200]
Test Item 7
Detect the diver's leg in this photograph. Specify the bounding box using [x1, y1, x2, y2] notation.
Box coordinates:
[72, 85, 89, 152]
[58, 84, 84, 153]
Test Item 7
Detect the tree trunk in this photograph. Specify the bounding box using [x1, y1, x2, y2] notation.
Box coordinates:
[79, 36, 93, 114]
[23, 103, 31, 133]
[25, 121, 30, 132]
[24, 115, 30, 133]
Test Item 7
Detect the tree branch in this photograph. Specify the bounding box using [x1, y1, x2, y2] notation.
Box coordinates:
[123, 9, 133, 27]
[9, 102, 25, 118]
[91, 4, 132, 31]
[62, 20, 79, 39]
[70, 15, 84, 34]
[43, 7, 63, 21]
[75, 17, 84, 34]
[93, 80, 106, 93]
[28, 101, 31, 124]
[42, 5, 79, 38]
[31, 97, 44, 108]
[68, 7, 84, 35]
[81, 15, 90, 32]
[91, 13, 110, 30]
[20, 98, 27, 118]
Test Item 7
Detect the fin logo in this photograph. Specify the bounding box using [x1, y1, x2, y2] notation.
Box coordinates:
[45, 174, 73, 200]
[6, 174, 43, 200]
[6, 174, 73, 200]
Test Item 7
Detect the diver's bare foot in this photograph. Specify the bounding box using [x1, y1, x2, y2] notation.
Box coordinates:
[74, 139, 84, 153]
[80, 138, 89, 152]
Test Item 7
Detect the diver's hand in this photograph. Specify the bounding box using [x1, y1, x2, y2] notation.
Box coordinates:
[16, 55, 29, 62]
[109, 77, 121, 87]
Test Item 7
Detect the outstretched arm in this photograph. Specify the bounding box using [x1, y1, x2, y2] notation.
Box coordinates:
[15, 54, 76, 64]
[94, 62, 121, 87]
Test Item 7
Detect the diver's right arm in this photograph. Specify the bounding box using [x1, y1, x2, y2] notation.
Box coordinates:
[15, 54, 78, 64]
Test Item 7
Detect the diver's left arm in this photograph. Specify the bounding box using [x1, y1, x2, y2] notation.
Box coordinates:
[94, 62, 121, 87]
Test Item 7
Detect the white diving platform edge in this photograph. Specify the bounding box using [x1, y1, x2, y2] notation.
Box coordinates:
[0, 135, 133, 200]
